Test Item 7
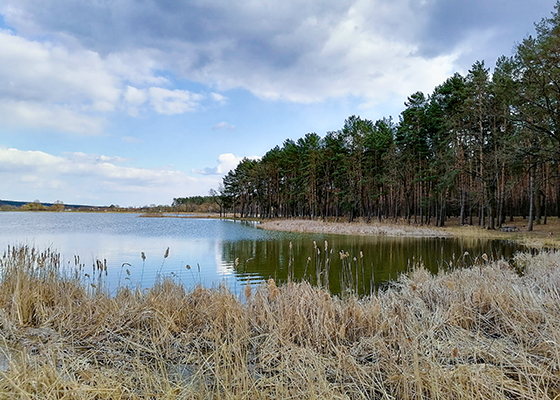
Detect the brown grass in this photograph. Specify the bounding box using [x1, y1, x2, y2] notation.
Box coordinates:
[0, 245, 560, 398]
[259, 217, 560, 248]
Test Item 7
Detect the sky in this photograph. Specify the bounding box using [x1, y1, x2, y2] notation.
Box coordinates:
[0, 0, 556, 207]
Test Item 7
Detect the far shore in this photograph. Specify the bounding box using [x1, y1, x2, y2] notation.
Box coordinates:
[140, 211, 560, 248]
[259, 218, 448, 237]
[258, 217, 560, 248]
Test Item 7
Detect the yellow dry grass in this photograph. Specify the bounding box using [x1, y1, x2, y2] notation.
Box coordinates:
[259, 217, 560, 248]
[0, 245, 560, 399]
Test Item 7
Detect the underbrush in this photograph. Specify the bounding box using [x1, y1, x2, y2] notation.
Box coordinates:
[0, 245, 559, 399]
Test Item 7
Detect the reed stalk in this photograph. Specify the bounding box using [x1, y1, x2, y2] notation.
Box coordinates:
[0, 245, 559, 399]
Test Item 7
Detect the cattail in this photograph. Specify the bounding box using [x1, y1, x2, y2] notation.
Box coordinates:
[164, 247, 170, 258]
[141, 252, 146, 261]
[244, 281, 252, 299]
[267, 279, 278, 300]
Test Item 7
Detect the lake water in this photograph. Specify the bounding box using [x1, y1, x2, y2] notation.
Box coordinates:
[0, 212, 522, 295]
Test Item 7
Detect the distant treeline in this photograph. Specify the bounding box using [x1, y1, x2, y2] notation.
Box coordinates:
[0, 200, 98, 212]
[0, 200, 186, 214]
[172, 195, 220, 213]
[218, 4, 560, 230]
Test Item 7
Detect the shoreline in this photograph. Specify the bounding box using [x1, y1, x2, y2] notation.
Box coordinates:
[258, 218, 449, 237]
[137, 212, 560, 248]
[258, 217, 560, 248]
[1, 246, 560, 398]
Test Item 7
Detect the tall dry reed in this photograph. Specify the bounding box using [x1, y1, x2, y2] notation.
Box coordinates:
[0, 245, 559, 399]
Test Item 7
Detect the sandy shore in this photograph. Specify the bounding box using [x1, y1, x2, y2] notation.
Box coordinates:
[258, 218, 449, 237]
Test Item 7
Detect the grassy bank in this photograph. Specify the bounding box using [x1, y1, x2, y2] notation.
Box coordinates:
[1, 246, 560, 399]
[259, 217, 560, 249]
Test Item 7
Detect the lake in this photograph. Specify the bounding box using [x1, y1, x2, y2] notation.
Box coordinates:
[0, 212, 522, 295]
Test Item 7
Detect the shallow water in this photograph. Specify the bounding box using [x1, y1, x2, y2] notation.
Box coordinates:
[0, 212, 522, 295]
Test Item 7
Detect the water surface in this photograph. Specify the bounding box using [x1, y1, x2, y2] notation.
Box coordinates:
[0, 212, 521, 295]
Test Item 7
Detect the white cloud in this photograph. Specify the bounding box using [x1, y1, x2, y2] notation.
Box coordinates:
[0, 0, 552, 135]
[124, 86, 148, 106]
[0, 147, 220, 206]
[216, 153, 244, 174]
[0, 28, 211, 133]
[64, 152, 129, 164]
[0, 100, 105, 134]
[148, 87, 204, 115]
[211, 93, 227, 104]
[194, 153, 260, 175]
[0, 0, 471, 111]
[124, 85, 148, 116]
[212, 121, 235, 131]
[0, 30, 120, 108]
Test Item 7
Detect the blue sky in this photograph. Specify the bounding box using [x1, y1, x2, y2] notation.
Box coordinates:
[0, 0, 555, 207]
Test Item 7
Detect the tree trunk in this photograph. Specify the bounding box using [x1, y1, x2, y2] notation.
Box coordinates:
[527, 170, 534, 232]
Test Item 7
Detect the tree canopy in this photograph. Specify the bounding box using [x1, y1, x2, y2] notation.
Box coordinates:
[216, 3, 560, 229]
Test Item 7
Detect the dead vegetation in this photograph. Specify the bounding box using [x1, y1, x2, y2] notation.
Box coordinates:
[0, 245, 560, 399]
[259, 217, 560, 249]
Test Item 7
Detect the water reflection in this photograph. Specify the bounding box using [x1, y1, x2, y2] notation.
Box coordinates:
[0, 212, 522, 296]
[220, 235, 521, 295]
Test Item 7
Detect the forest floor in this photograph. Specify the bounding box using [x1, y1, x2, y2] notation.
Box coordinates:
[259, 216, 560, 248]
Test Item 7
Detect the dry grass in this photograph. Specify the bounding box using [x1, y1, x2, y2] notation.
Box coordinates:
[259, 217, 560, 248]
[1, 245, 560, 399]
[259, 219, 448, 237]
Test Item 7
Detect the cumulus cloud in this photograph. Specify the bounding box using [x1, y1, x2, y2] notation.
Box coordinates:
[1, 0, 551, 108]
[0, 147, 220, 206]
[0, 28, 212, 133]
[194, 153, 260, 175]
[0, 30, 120, 109]
[0, 30, 116, 134]
[148, 87, 204, 115]
[124, 86, 147, 105]
[0, 100, 105, 134]
[0, 0, 553, 138]
[211, 93, 227, 104]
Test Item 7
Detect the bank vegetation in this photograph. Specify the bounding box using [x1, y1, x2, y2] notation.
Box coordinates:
[1, 245, 559, 399]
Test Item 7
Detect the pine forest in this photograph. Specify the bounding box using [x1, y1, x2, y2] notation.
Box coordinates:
[218, 5, 560, 230]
